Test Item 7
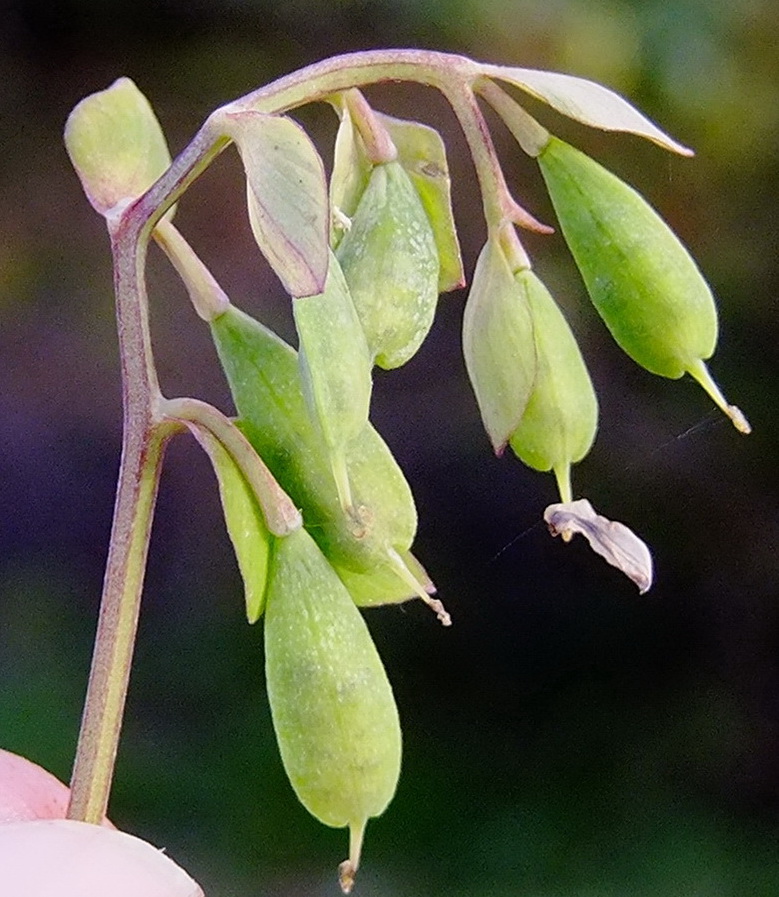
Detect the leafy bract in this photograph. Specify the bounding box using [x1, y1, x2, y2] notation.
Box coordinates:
[377, 112, 464, 291]
[216, 110, 329, 297]
[330, 99, 463, 291]
[479, 65, 693, 156]
[189, 426, 271, 623]
[64, 77, 172, 216]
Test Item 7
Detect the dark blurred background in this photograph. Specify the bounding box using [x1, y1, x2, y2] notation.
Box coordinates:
[1, 1, 777, 894]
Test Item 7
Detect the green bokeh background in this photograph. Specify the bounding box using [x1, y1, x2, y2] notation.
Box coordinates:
[1, 1, 777, 894]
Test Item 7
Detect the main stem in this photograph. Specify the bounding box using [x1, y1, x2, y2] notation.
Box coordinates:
[67, 214, 166, 823]
[67, 425, 170, 821]
[134, 50, 483, 228]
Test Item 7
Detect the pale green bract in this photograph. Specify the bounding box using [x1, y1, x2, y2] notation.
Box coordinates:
[479, 64, 693, 156]
[189, 428, 271, 623]
[215, 109, 330, 298]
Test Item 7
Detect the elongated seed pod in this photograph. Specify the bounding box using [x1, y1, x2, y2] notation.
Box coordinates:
[210, 304, 416, 573]
[538, 137, 750, 432]
[293, 250, 373, 511]
[265, 527, 401, 888]
[539, 136, 715, 378]
[508, 269, 598, 503]
[336, 160, 440, 369]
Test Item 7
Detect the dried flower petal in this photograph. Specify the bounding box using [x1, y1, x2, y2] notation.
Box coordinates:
[544, 499, 653, 593]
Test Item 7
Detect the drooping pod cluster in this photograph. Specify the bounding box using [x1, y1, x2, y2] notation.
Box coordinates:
[65, 77, 458, 890]
[207, 94, 460, 885]
[461, 74, 749, 559]
[65, 59, 752, 892]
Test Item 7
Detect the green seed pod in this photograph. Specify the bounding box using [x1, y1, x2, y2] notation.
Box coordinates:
[293, 250, 373, 512]
[462, 236, 537, 454]
[508, 269, 598, 503]
[265, 527, 401, 890]
[538, 136, 750, 432]
[210, 304, 416, 573]
[336, 160, 440, 370]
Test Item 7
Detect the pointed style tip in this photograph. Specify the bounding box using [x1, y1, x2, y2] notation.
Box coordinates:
[553, 463, 574, 506]
[387, 547, 452, 625]
[728, 405, 752, 435]
[686, 360, 751, 435]
[429, 598, 452, 626]
[339, 819, 366, 893]
[338, 860, 357, 894]
[331, 450, 356, 516]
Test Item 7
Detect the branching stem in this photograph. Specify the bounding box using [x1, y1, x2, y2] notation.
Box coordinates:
[67, 47, 534, 826]
[161, 396, 302, 536]
[68, 214, 172, 822]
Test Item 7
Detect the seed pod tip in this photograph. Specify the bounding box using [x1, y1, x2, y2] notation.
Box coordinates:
[728, 405, 752, 435]
[687, 358, 751, 434]
[339, 820, 366, 894]
[388, 547, 451, 625]
[338, 860, 357, 894]
[331, 450, 356, 515]
[553, 462, 574, 506]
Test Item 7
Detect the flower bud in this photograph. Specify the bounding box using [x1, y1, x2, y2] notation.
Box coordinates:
[65, 78, 171, 217]
[336, 160, 440, 369]
[538, 136, 749, 432]
[507, 269, 598, 504]
[264, 527, 401, 892]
